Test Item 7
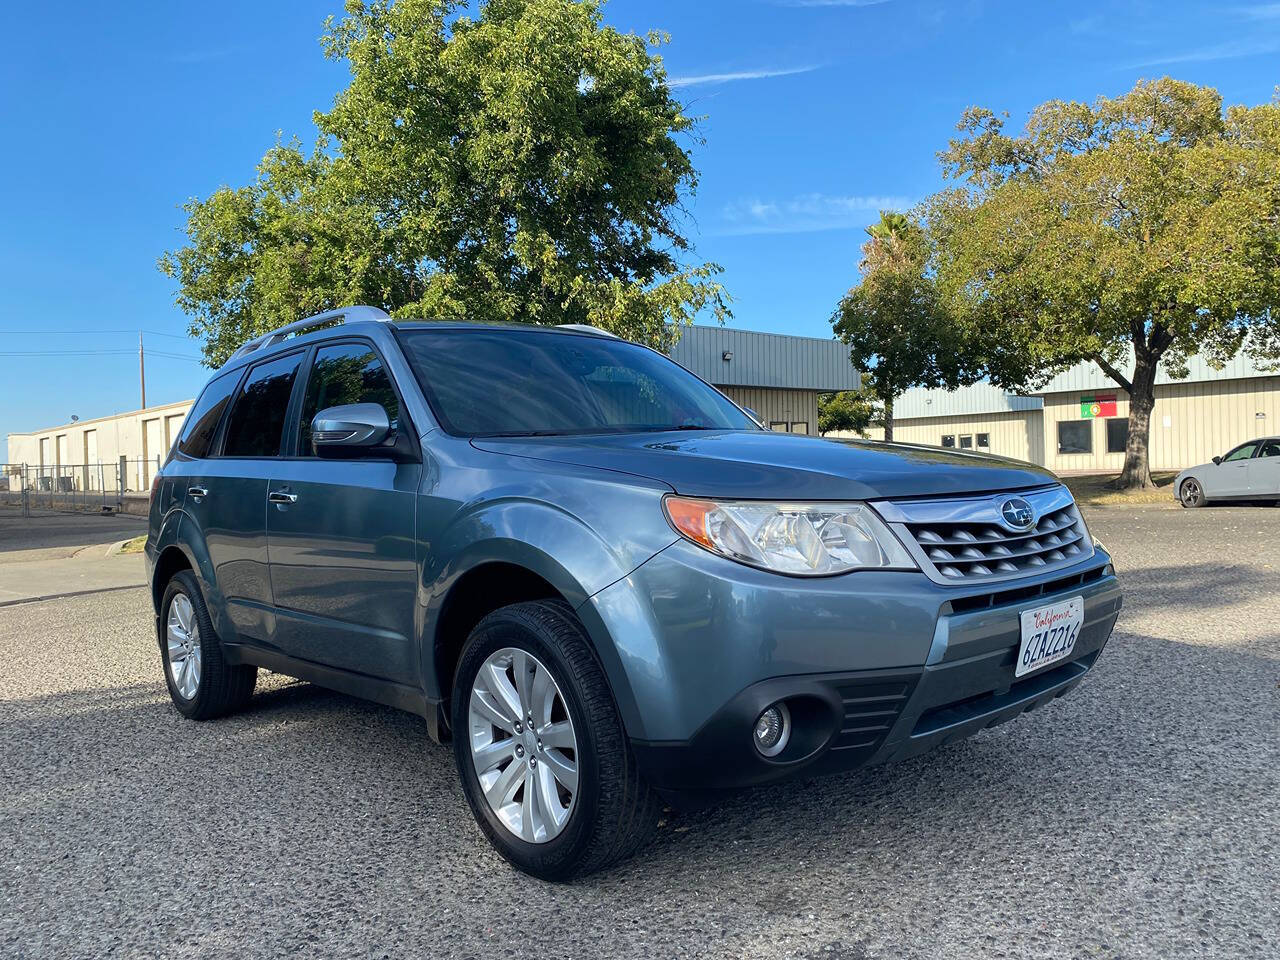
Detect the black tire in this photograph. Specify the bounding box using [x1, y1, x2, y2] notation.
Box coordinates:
[1179, 478, 1206, 508]
[451, 600, 659, 880]
[159, 570, 257, 721]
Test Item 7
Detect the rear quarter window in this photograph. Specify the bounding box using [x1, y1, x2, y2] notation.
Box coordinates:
[176, 370, 240, 459]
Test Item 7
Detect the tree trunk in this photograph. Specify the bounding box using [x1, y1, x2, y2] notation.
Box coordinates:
[1116, 353, 1157, 490]
[882, 394, 895, 442]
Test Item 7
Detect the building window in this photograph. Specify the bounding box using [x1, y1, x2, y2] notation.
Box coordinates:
[941, 435, 956, 448]
[790, 421, 809, 435]
[769, 421, 788, 432]
[977, 433, 990, 449]
[1057, 420, 1093, 455]
[959, 435, 974, 449]
[1105, 418, 1128, 454]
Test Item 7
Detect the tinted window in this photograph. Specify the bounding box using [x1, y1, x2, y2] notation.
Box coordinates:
[221, 353, 303, 458]
[1057, 420, 1092, 455]
[177, 371, 238, 459]
[399, 329, 757, 436]
[1106, 417, 1128, 454]
[300, 343, 400, 453]
[1259, 440, 1280, 458]
[1223, 442, 1258, 462]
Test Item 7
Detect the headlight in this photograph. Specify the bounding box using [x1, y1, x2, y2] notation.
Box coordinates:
[663, 497, 916, 576]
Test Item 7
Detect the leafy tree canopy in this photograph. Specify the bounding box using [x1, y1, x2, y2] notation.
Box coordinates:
[929, 77, 1280, 486]
[161, 0, 728, 365]
[818, 391, 879, 436]
[832, 211, 984, 439]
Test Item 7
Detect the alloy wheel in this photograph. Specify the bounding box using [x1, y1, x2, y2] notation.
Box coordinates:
[166, 593, 202, 700]
[1181, 479, 1202, 507]
[468, 647, 579, 844]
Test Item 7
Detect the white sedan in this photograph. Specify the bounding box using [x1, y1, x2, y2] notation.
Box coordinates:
[1175, 437, 1280, 507]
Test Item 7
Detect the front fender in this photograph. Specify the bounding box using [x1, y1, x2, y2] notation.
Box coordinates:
[420, 497, 677, 708]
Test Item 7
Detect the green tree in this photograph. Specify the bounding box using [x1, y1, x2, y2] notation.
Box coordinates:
[832, 211, 981, 441]
[931, 78, 1280, 489]
[817, 391, 879, 436]
[161, 0, 729, 366]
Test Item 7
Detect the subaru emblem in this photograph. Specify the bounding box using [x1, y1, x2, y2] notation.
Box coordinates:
[1000, 497, 1036, 531]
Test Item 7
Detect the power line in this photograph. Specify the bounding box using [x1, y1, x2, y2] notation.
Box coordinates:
[0, 329, 196, 341]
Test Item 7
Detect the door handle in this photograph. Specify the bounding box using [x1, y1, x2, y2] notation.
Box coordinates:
[267, 490, 298, 504]
[187, 486, 209, 499]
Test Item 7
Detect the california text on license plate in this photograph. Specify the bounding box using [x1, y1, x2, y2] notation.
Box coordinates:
[1016, 596, 1084, 678]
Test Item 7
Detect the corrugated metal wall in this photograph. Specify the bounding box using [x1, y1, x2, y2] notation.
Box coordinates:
[1035, 351, 1277, 393]
[1042, 375, 1280, 471]
[719, 387, 819, 434]
[834, 409, 1045, 465]
[670, 326, 859, 392]
[893, 382, 1043, 419]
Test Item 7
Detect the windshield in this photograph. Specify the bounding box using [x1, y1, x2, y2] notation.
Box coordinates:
[398, 328, 759, 437]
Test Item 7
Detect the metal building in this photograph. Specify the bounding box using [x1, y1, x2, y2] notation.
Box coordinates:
[669, 325, 859, 433]
[851, 351, 1280, 472]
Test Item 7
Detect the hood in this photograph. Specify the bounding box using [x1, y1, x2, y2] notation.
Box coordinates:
[471, 430, 1059, 500]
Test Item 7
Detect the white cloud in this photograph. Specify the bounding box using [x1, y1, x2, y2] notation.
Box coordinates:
[1125, 37, 1280, 68]
[667, 65, 818, 88]
[718, 192, 915, 235]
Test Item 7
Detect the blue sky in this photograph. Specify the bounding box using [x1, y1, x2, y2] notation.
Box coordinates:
[2, 0, 1279, 458]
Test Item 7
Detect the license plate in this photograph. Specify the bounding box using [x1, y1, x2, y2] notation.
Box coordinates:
[1016, 596, 1084, 678]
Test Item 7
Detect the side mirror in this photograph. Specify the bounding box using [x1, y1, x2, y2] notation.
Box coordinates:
[311, 403, 391, 457]
[1212, 456, 1222, 465]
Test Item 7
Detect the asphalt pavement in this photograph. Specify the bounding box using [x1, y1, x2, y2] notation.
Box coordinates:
[1, 505, 1277, 959]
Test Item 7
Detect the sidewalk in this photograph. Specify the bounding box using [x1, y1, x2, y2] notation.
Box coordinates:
[0, 514, 148, 605]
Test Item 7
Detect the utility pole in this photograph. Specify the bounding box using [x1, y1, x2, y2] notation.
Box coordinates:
[139, 331, 147, 409]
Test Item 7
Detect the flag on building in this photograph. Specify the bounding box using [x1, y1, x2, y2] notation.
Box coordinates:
[1080, 395, 1117, 418]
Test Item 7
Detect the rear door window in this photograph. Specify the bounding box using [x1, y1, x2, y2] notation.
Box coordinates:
[298, 342, 401, 453]
[177, 371, 239, 459]
[221, 353, 304, 458]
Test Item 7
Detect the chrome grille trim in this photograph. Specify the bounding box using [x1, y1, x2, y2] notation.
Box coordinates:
[874, 485, 1094, 585]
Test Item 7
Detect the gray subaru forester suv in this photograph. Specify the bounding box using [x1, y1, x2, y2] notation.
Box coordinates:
[146, 306, 1122, 879]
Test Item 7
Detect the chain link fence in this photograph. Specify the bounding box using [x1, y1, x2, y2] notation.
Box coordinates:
[0, 458, 162, 517]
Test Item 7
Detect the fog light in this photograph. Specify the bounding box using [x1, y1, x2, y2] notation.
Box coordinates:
[753, 702, 791, 758]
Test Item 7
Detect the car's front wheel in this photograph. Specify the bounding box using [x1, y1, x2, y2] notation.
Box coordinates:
[1179, 478, 1206, 508]
[451, 600, 659, 880]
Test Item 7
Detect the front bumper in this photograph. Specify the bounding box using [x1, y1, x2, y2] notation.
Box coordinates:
[582, 540, 1121, 795]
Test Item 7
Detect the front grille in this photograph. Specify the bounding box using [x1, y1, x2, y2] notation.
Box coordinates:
[876, 485, 1093, 585]
[910, 503, 1088, 580]
[829, 676, 916, 763]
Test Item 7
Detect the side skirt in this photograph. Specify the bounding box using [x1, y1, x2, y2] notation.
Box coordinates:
[223, 642, 445, 735]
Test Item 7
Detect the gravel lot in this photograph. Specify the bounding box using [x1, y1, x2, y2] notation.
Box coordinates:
[2, 506, 1277, 959]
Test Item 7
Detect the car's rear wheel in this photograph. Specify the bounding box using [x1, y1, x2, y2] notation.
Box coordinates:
[160, 570, 256, 720]
[1179, 478, 1206, 508]
[451, 600, 659, 880]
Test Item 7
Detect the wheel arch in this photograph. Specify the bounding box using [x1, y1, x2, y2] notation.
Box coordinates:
[425, 542, 642, 744]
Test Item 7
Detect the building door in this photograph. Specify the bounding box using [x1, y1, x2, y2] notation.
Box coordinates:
[83, 430, 99, 489]
[142, 418, 163, 485]
[164, 413, 185, 451]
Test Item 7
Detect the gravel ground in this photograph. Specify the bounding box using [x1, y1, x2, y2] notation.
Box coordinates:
[1, 506, 1277, 959]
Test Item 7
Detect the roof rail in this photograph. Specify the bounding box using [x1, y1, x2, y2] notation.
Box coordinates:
[225, 305, 392, 364]
[555, 323, 619, 339]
